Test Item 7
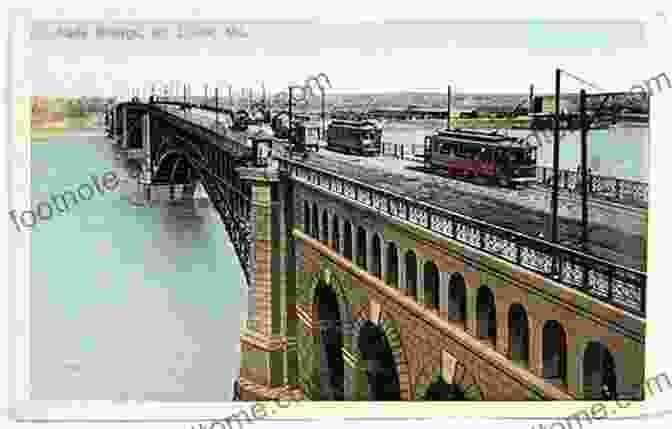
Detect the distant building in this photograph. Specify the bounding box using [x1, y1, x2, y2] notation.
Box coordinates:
[31, 96, 65, 128]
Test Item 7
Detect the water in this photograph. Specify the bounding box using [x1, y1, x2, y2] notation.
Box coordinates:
[29, 129, 246, 401]
[380, 121, 649, 182]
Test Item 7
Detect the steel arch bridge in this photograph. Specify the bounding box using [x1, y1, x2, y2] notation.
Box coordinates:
[107, 100, 257, 283]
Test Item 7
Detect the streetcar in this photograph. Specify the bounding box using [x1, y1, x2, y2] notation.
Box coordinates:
[325, 119, 383, 155]
[423, 128, 539, 188]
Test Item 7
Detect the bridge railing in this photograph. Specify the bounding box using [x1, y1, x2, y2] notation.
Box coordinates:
[536, 166, 648, 207]
[278, 157, 646, 317]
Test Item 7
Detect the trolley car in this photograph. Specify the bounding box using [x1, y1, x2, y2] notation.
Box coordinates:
[423, 128, 538, 188]
[326, 119, 383, 156]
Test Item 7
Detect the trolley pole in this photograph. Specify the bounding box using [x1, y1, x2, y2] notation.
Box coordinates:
[579, 89, 589, 250]
[551, 68, 561, 247]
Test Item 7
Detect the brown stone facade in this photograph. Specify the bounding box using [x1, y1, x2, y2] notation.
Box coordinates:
[293, 181, 645, 400]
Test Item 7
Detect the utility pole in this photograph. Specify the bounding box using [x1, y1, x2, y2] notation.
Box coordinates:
[579, 89, 589, 250]
[216, 87, 219, 124]
[551, 68, 561, 247]
[446, 85, 452, 129]
[289, 86, 293, 151]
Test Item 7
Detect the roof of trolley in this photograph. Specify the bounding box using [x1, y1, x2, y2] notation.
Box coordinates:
[432, 128, 539, 149]
[328, 119, 382, 129]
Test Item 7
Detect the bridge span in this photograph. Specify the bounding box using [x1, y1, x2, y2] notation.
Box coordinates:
[107, 100, 646, 402]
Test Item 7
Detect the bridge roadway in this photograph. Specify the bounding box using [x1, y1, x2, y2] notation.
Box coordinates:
[160, 106, 646, 271]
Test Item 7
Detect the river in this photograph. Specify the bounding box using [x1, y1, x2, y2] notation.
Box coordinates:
[29, 128, 246, 402]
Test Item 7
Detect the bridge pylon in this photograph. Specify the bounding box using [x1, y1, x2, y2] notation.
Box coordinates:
[236, 165, 301, 401]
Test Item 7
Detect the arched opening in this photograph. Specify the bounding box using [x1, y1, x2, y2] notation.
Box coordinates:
[423, 261, 440, 311]
[343, 221, 353, 260]
[372, 234, 382, 279]
[583, 342, 617, 400]
[476, 286, 496, 345]
[423, 376, 466, 400]
[332, 215, 340, 252]
[543, 320, 567, 384]
[312, 202, 319, 239]
[321, 210, 329, 244]
[405, 250, 417, 299]
[385, 242, 399, 288]
[314, 281, 345, 400]
[304, 201, 310, 235]
[448, 273, 467, 324]
[356, 226, 367, 270]
[357, 321, 401, 400]
[508, 304, 529, 366]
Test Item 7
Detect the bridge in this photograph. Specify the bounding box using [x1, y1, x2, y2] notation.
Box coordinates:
[107, 97, 646, 402]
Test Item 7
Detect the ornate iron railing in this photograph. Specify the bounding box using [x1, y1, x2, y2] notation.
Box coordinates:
[536, 166, 648, 206]
[278, 157, 646, 317]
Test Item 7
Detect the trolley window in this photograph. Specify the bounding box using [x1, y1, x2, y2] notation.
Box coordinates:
[460, 143, 483, 160]
[440, 142, 458, 155]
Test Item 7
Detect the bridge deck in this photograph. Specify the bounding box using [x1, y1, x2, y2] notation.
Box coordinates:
[293, 149, 645, 271]
[156, 105, 645, 271]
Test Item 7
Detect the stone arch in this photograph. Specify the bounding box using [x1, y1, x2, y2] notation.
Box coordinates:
[331, 214, 340, 252]
[303, 200, 310, 234]
[580, 340, 618, 400]
[422, 375, 466, 400]
[356, 226, 367, 270]
[423, 260, 440, 311]
[351, 318, 403, 401]
[313, 279, 345, 400]
[298, 267, 355, 400]
[385, 241, 399, 288]
[476, 286, 497, 345]
[447, 273, 467, 324]
[312, 202, 319, 239]
[415, 359, 485, 401]
[404, 249, 418, 300]
[543, 320, 567, 384]
[508, 303, 529, 367]
[321, 209, 329, 244]
[343, 220, 353, 260]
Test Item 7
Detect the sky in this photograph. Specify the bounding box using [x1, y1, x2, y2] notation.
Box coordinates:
[23, 20, 656, 97]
